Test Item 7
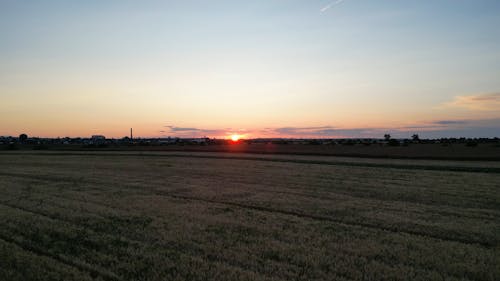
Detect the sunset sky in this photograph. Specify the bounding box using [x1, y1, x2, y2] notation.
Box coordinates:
[1, 0, 500, 138]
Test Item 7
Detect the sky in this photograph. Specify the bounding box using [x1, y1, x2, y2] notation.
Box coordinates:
[1, 0, 500, 139]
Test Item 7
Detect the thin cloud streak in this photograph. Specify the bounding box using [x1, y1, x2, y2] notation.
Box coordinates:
[162, 118, 500, 139]
[163, 126, 248, 138]
[265, 126, 379, 138]
[441, 93, 500, 111]
[320, 0, 345, 13]
[433, 120, 467, 125]
[163, 126, 225, 137]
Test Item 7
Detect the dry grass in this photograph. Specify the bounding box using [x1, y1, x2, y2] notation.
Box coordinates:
[0, 151, 499, 281]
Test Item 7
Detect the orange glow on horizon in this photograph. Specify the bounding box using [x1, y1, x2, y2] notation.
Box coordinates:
[230, 134, 241, 141]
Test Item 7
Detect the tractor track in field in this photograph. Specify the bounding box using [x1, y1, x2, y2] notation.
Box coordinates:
[1, 170, 498, 219]
[0, 170, 498, 248]
[0, 234, 122, 281]
[0, 192, 483, 281]
[156, 192, 497, 248]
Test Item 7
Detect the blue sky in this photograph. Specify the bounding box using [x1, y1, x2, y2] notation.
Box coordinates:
[1, 0, 500, 138]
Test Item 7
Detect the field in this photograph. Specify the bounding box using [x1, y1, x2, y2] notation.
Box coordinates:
[11, 142, 500, 160]
[0, 151, 499, 281]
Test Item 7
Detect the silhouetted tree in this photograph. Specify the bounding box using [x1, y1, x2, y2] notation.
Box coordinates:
[411, 134, 420, 142]
[384, 134, 391, 141]
[19, 134, 28, 143]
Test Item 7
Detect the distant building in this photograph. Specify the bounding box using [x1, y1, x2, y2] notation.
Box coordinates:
[90, 135, 106, 145]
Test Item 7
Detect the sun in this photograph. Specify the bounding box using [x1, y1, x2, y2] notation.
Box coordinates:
[230, 134, 241, 142]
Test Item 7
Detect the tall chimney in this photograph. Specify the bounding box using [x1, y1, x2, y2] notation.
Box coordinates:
[130, 128, 133, 140]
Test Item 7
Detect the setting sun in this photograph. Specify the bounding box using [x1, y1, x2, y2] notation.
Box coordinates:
[230, 134, 241, 142]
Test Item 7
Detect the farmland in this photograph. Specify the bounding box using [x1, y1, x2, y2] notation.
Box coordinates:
[6, 142, 500, 161]
[0, 151, 499, 281]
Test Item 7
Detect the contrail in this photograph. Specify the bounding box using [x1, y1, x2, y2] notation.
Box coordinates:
[320, 0, 345, 13]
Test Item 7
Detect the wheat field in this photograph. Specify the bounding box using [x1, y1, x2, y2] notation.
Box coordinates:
[0, 151, 499, 281]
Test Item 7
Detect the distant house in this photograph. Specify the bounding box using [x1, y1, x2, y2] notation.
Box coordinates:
[90, 135, 106, 145]
[188, 138, 209, 144]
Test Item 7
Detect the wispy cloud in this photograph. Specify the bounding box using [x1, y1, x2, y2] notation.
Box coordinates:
[441, 93, 500, 111]
[398, 120, 469, 131]
[320, 0, 345, 13]
[265, 119, 500, 138]
[163, 126, 224, 137]
[163, 126, 249, 138]
[264, 126, 380, 138]
[165, 126, 201, 132]
[432, 120, 467, 125]
[395, 118, 500, 138]
[162, 119, 500, 139]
